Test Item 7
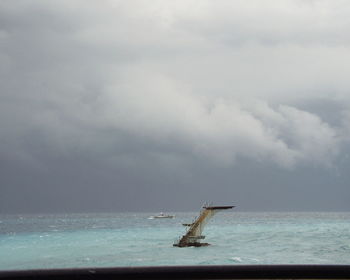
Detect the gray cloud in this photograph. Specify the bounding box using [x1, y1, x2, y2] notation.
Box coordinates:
[1, 0, 350, 212]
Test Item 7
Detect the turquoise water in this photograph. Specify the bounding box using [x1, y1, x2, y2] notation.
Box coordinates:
[0, 212, 350, 270]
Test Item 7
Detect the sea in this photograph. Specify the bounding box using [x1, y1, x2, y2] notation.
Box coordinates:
[0, 212, 350, 270]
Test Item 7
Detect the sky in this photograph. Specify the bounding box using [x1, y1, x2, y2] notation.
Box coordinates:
[1, 0, 350, 213]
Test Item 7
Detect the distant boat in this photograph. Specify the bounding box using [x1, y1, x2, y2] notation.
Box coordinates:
[149, 212, 175, 219]
[174, 203, 234, 247]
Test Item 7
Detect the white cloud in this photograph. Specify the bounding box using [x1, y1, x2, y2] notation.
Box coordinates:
[0, 0, 349, 169]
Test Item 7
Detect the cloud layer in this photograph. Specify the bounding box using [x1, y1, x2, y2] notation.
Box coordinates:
[1, 1, 350, 212]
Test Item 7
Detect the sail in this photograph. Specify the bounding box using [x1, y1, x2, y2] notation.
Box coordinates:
[174, 205, 234, 247]
[187, 208, 220, 237]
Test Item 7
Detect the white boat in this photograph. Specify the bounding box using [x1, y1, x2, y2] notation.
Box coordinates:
[149, 212, 175, 219]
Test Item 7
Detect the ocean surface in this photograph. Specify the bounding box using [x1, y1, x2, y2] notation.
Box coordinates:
[0, 212, 349, 270]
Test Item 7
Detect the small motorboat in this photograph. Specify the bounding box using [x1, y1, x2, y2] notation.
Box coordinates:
[148, 212, 175, 219]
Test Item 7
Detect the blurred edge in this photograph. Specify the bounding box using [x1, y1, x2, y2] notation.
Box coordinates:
[0, 265, 350, 279]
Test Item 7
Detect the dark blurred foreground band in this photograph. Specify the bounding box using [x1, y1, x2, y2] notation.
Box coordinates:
[1, 265, 350, 279]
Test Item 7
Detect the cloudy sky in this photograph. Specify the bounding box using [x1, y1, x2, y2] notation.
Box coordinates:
[1, 0, 350, 213]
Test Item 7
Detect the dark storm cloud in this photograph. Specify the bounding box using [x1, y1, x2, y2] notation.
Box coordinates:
[1, 0, 350, 212]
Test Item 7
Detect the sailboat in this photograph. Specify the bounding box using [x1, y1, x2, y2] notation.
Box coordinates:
[173, 203, 234, 247]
